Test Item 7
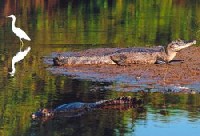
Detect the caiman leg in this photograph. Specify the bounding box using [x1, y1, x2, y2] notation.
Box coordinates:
[110, 54, 128, 66]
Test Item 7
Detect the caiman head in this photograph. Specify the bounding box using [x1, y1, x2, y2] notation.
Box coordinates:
[31, 108, 53, 119]
[165, 39, 196, 62]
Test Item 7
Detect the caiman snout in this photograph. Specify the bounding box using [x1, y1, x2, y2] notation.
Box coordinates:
[31, 108, 53, 119]
[192, 40, 197, 44]
[170, 40, 196, 52]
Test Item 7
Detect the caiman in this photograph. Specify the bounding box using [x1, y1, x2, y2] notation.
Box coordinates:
[31, 96, 143, 119]
[53, 40, 196, 66]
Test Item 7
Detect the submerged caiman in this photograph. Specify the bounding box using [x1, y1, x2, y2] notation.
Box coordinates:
[32, 96, 143, 119]
[53, 40, 196, 66]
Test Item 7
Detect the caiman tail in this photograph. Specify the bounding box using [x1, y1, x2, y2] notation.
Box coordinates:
[95, 96, 143, 108]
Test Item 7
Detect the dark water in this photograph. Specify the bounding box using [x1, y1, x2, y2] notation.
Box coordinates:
[0, 0, 200, 136]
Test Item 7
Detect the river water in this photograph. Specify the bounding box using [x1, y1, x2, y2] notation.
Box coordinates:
[0, 0, 200, 136]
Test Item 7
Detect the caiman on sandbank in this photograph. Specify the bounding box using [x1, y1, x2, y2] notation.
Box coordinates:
[32, 96, 143, 119]
[53, 40, 196, 66]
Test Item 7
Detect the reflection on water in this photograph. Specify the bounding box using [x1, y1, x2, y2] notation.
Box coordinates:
[135, 108, 200, 136]
[29, 93, 200, 136]
[0, 0, 200, 136]
[9, 47, 31, 76]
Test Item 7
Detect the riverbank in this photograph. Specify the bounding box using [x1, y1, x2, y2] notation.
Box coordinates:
[46, 46, 200, 93]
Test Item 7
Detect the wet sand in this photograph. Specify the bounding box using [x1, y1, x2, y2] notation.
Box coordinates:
[46, 46, 200, 93]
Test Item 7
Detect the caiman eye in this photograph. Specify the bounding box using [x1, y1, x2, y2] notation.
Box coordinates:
[170, 44, 178, 48]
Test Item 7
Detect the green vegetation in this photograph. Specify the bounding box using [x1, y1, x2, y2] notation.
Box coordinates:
[0, 0, 200, 135]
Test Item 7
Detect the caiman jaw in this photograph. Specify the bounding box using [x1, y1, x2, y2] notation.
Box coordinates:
[172, 40, 196, 52]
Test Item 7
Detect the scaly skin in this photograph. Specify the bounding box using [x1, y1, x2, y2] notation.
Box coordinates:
[31, 96, 143, 119]
[53, 40, 196, 66]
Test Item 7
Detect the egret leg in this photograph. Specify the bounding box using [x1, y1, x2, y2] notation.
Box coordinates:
[19, 38, 24, 51]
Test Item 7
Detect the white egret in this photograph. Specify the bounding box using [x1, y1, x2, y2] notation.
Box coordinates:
[9, 46, 31, 76]
[7, 15, 31, 47]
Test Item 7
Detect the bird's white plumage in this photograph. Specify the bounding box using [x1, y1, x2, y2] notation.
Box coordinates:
[7, 15, 31, 76]
[7, 15, 31, 44]
[9, 47, 31, 76]
[14, 27, 31, 41]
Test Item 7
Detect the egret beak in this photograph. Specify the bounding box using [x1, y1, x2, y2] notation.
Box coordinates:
[7, 15, 12, 18]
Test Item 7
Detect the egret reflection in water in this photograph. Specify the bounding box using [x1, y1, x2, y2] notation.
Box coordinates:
[9, 46, 31, 76]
